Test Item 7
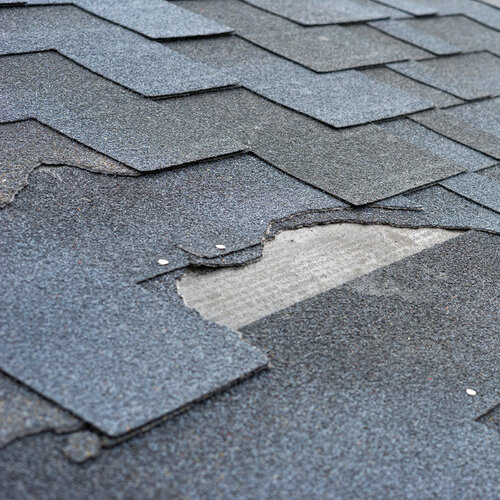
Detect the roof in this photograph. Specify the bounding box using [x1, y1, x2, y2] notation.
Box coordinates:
[0, 0, 499, 497]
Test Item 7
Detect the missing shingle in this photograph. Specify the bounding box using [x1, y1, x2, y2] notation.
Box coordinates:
[177, 223, 462, 330]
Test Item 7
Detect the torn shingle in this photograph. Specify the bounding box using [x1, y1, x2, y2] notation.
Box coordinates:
[0, 158, 345, 281]
[0, 373, 82, 449]
[379, 119, 497, 172]
[175, 0, 428, 72]
[411, 99, 500, 159]
[62, 432, 101, 463]
[0, 120, 136, 207]
[389, 53, 500, 100]
[440, 172, 500, 213]
[372, 16, 500, 56]
[0, 6, 236, 97]
[241, 0, 406, 25]
[171, 37, 431, 127]
[0, 51, 243, 171]
[26, 0, 231, 39]
[179, 224, 460, 329]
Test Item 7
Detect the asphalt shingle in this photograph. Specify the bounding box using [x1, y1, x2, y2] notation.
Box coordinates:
[26, 0, 231, 39]
[0, 6, 236, 97]
[372, 15, 500, 56]
[389, 53, 500, 100]
[171, 37, 432, 127]
[242, 0, 406, 25]
[176, 0, 428, 72]
[0, 51, 243, 171]
[411, 99, 500, 159]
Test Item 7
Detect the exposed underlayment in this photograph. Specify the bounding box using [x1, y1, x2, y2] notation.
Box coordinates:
[0, 0, 498, 495]
[178, 223, 462, 329]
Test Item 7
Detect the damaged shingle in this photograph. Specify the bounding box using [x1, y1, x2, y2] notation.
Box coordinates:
[0, 120, 136, 207]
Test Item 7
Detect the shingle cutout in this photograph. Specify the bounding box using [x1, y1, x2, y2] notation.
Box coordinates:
[389, 53, 500, 100]
[411, 99, 500, 159]
[242, 0, 405, 25]
[0, 52, 243, 171]
[0, 6, 236, 97]
[176, 0, 427, 72]
[372, 16, 500, 55]
[170, 37, 431, 127]
[440, 172, 500, 213]
[0, 245, 267, 436]
[0, 120, 136, 207]
[26, 0, 231, 39]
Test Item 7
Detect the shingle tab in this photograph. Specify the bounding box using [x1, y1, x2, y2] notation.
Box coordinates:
[375, 0, 500, 30]
[176, 0, 427, 72]
[171, 37, 431, 127]
[440, 172, 500, 213]
[372, 16, 500, 55]
[0, 246, 267, 436]
[26, 0, 231, 39]
[380, 119, 497, 172]
[389, 53, 500, 100]
[0, 6, 235, 97]
[242, 0, 406, 25]
[411, 100, 500, 159]
[0, 52, 243, 171]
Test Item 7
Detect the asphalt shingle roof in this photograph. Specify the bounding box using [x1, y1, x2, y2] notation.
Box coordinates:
[0, 0, 498, 497]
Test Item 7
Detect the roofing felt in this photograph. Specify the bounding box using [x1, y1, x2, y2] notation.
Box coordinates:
[0, 0, 499, 495]
[0, 5, 236, 96]
[175, 0, 429, 72]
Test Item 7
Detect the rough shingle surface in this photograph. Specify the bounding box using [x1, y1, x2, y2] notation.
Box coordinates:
[176, 0, 428, 72]
[0, 51, 243, 171]
[0, 6, 236, 96]
[27, 0, 231, 39]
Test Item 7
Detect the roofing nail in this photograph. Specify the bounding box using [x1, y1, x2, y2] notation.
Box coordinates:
[157, 259, 169, 266]
[466, 388, 477, 396]
[215, 244, 226, 250]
